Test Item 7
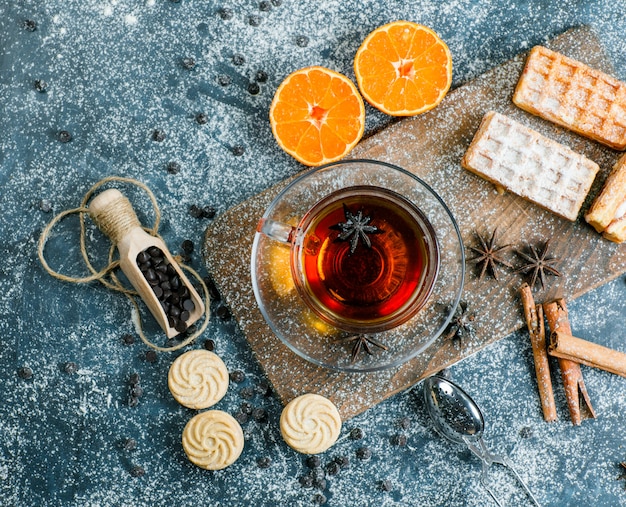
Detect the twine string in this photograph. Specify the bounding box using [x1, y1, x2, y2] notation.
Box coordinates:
[37, 176, 210, 352]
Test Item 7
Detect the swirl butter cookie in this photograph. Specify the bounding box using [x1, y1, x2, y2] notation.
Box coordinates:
[280, 393, 342, 454]
[168, 350, 228, 409]
[182, 410, 244, 470]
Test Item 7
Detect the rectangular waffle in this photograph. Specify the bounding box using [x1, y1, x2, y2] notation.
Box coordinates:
[513, 45, 626, 150]
[585, 153, 626, 242]
[461, 111, 600, 221]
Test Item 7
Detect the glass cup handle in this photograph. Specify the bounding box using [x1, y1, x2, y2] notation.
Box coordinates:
[257, 218, 296, 245]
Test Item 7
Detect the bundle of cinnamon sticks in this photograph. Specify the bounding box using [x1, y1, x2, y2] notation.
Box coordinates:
[518, 283, 626, 424]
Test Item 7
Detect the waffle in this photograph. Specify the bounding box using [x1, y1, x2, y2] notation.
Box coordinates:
[461, 111, 599, 221]
[585, 153, 626, 242]
[513, 46, 626, 150]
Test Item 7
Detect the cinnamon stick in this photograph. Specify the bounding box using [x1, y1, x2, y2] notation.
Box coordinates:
[520, 283, 557, 422]
[549, 331, 626, 378]
[543, 299, 596, 425]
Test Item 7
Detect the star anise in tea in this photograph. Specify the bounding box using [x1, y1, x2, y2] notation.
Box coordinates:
[468, 228, 513, 281]
[330, 204, 382, 254]
[515, 239, 562, 289]
[443, 301, 476, 347]
[337, 334, 388, 363]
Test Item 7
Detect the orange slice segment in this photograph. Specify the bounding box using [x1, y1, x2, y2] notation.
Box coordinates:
[270, 66, 366, 166]
[354, 21, 452, 116]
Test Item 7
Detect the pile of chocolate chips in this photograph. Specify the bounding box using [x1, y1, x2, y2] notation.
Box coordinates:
[136, 246, 195, 333]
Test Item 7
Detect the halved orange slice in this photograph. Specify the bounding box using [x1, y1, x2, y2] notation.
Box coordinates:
[269, 66, 365, 166]
[354, 21, 452, 116]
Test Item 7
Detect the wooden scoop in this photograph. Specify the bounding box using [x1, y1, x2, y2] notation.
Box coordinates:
[89, 188, 205, 338]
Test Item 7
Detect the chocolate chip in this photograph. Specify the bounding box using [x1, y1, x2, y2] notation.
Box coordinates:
[189, 204, 204, 218]
[306, 455, 321, 468]
[181, 57, 196, 69]
[131, 385, 144, 398]
[122, 333, 135, 345]
[255, 379, 271, 396]
[58, 130, 72, 143]
[166, 161, 181, 174]
[203, 276, 221, 301]
[334, 455, 349, 469]
[181, 240, 194, 254]
[256, 456, 271, 468]
[121, 438, 137, 451]
[397, 416, 412, 430]
[378, 479, 392, 492]
[247, 82, 260, 95]
[519, 426, 533, 439]
[129, 465, 145, 477]
[179, 310, 190, 322]
[230, 370, 245, 383]
[234, 411, 249, 424]
[255, 70, 268, 83]
[232, 54, 245, 66]
[18, 366, 33, 380]
[349, 427, 364, 440]
[271, 0, 282, 5]
[299, 475, 313, 488]
[63, 362, 78, 374]
[195, 112, 208, 125]
[152, 129, 166, 142]
[128, 396, 139, 408]
[313, 479, 327, 491]
[390, 434, 407, 446]
[34, 79, 48, 92]
[175, 320, 188, 333]
[217, 7, 233, 20]
[259, 1, 271, 11]
[216, 305, 231, 320]
[39, 199, 52, 213]
[203, 339, 215, 351]
[231, 145, 245, 156]
[295, 35, 309, 47]
[217, 74, 232, 86]
[202, 205, 216, 219]
[240, 401, 253, 414]
[325, 461, 340, 476]
[129, 373, 141, 385]
[252, 407, 267, 422]
[248, 15, 261, 26]
[182, 299, 195, 312]
[240, 387, 255, 399]
[144, 350, 158, 363]
[22, 19, 37, 32]
[310, 467, 325, 481]
[356, 447, 371, 460]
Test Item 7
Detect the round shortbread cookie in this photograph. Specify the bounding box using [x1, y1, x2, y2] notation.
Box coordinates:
[182, 410, 244, 470]
[168, 350, 228, 409]
[280, 393, 342, 454]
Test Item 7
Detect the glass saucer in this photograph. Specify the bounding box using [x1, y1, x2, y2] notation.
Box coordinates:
[251, 159, 465, 372]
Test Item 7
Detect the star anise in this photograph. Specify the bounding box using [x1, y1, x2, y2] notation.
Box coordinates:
[337, 334, 388, 363]
[515, 239, 562, 289]
[443, 301, 476, 347]
[468, 228, 513, 281]
[330, 204, 382, 254]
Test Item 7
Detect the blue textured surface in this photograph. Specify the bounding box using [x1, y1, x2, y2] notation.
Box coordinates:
[1, 1, 626, 506]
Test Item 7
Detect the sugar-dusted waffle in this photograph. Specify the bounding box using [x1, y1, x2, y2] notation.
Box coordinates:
[182, 410, 244, 470]
[280, 393, 341, 454]
[513, 45, 626, 150]
[461, 111, 599, 221]
[585, 153, 626, 242]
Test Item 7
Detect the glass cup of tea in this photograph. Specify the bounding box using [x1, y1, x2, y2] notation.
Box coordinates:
[251, 159, 464, 372]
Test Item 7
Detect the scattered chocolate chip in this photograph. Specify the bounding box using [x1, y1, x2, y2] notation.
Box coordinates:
[240, 401, 253, 414]
[255, 70, 268, 83]
[240, 386, 255, 399]
[188, 204, 204, 219]
[397, 416, 412, 430]
[58, 130, 72, 143]
[202, 205, 216, 219]
[295, 35, 309, 47]
[247, 82, 260, 95]
[313, 478, 327, 491]
[195, 112, 208, 125]
[234, 411, 249, 424]
[18, 366, 33, 380]
[248, 15, 261, 26]
[259, 1, 271, 11]
[519, 426, 533, 439]
[203, 276, 221, 301]
[39, 199, 52, 213]
[181, 240, 194, 254]
[349, 427, 364, 440]
[390, 434, 407, 446]
[334, 455, 349, 469]
[299, 475, 313, 488]
[306, 455, 321, 468]
[356, 447, 372, 460]
[325, 461, 340, 476]
[255, 379, 271, 396]
[232, 54, 245, 66]
[310, 467, 325, 481]
[129, 465, 145, 477]
[131, 385, 144, 398]
[152, 129, 166, 142]
[252, 407, 268, 422]
[129, 373, 141, 385]
[216, 305, 232, 320]
[121, 438, 137, 451]
[34, 79, 48, 92]
[144, 350, 158, 363]
[378, 479, 392, 492]
[181, 57, 196, 70]
[217, 74, 232, 86]
[231, 145, 245, 156]
[128, 396, 139, 408]
[312, 493, 327, 504]
[166, 161, 181, 174]
[203, 339, 216, 351]
[217, 7, 233, 20]
[230, 370, 246, 383]
[256, 456, 271, 468]
[271, 0, 282, 5]
[63, 362, 78, 374]
[22, 19, 37, 32]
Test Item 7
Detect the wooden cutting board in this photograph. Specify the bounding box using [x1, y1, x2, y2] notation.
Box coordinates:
[203, 26, 626, 420]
